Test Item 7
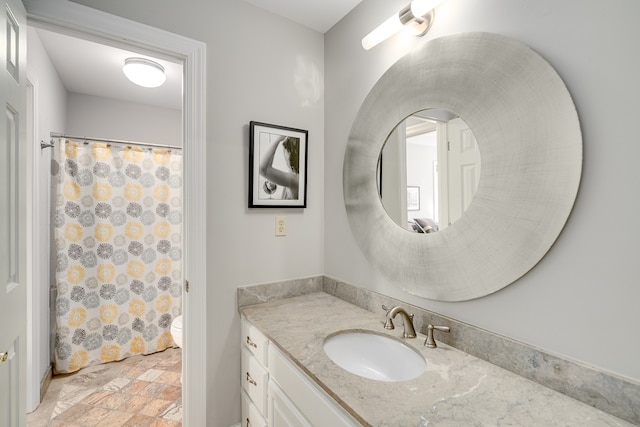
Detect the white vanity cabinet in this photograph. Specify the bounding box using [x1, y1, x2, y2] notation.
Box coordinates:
[241, 317, 360, 427]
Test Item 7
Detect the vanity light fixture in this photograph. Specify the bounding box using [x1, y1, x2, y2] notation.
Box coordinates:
[122, 57, 166, 88]
[362, 0, 446, 50]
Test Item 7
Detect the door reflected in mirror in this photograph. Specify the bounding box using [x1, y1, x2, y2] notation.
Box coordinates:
[378, 109, 480, 233]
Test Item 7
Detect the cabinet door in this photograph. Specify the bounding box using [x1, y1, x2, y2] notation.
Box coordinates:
[268, 381, 312, 427]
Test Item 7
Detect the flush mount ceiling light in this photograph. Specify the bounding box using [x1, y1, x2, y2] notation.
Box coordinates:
[362, 0, 446, 50]
[122, 57, 166, 88]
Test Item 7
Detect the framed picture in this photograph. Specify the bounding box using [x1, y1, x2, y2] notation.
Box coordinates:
[249, 121, 308, 208]
[407, 186, 420, 211]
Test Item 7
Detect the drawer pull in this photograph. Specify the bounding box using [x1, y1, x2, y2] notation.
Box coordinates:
[246, 336, 257, 348]
[246, 372, 257, 386]
[246, 418, 251, 427]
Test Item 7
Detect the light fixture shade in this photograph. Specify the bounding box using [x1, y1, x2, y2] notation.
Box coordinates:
[123, 57, 166, 88]
[362, 14, 404, 50]
[362, 0, 446, 50]
[410, 0, 446, 19]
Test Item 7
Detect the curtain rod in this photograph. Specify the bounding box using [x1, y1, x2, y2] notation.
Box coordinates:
[46, 132, 182, 150]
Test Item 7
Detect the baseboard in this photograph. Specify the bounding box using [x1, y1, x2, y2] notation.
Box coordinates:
[40, 365, 53, 403]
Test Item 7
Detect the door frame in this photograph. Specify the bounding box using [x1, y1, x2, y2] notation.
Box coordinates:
[24, 0, 207, 424]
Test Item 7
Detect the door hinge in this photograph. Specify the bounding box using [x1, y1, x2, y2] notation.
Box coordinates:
[447, 140, 451, 151]
[185, 280, 190, 293]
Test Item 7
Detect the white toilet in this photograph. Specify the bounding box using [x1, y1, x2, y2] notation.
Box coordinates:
[170, 315, 183, 348]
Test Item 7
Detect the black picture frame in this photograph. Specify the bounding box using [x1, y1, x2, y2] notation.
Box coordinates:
[249, 121, 308, 208]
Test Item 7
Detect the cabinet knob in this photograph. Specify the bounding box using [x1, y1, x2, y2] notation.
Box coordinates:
[0, 352, 8, 363]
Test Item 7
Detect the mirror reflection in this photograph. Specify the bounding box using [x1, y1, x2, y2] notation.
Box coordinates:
[378, 110, 480, 233]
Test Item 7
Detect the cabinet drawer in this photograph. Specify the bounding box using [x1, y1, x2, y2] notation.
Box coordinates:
[268, 345, 359, 427]
[241, 390, 267, 427]
[241, 318, 269, 365]
[241, 347, 269, 414]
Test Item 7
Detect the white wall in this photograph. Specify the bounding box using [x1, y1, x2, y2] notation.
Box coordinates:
[65, 93, 181, 146]
[71, 1, 325, 425]
[325, 0, 640, 383]
[406, 136, 437, 221]
[26, 27, 67, 410]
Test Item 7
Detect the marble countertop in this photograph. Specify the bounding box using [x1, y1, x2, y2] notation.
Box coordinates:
[240, 292, 632, 427]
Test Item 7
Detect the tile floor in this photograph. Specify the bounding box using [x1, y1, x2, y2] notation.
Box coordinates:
[27, 347, 182, 427]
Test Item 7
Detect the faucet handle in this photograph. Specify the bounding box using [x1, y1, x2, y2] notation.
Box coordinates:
[382, 305, 395, 330]
[424, 324, 450, 348]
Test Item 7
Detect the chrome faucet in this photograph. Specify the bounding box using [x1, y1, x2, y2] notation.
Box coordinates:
[382, 305, 417, 338]
[424, 324, 450, 348]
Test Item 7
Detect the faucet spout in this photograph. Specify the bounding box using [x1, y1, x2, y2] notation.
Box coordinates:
[382, 306, 417, 338]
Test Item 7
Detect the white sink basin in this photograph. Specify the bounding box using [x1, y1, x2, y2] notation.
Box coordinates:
[323, 330, 426, 382]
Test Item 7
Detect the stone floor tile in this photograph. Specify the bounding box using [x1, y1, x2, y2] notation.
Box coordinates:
[27, 348, 182, 426]
[79, 390, 114, 406]
[93, 410, 134, 427]
[124, 414, 156, 427]
[102, 377, 132, 392]
[72, 406, 111, 426]
[115, 395, 152, 414]
[149, 418, 181, 427]
[138, 399, 172, 418]
[158, 385, 181, 402]
[137, 369, 164, 382]
[138, 382, 167, 397]
[160, 402, 182, 422]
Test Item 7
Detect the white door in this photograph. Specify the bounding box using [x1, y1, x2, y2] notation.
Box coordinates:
[380, 123, 408, 226]
[446, 117, 480, 225]
[0, 0, 27, 425]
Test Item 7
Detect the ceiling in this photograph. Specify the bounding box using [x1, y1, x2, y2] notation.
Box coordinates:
[243, 0, 362, 33]
[35, 27, 184, 110]
[33, 1, 362, 111]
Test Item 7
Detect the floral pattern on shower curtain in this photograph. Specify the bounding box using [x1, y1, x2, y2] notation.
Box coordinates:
[53, 140, 183, 374]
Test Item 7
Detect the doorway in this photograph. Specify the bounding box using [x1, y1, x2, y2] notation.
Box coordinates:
[25, 1, 207, 424]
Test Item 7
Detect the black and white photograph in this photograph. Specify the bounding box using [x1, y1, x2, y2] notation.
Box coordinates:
[249, 121, 308, 208]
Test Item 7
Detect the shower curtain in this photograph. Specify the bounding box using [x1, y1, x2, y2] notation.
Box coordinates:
[52, 140, 183, 374]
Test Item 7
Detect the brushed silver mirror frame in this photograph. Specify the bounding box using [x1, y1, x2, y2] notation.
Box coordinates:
[343, 33, 582, 301]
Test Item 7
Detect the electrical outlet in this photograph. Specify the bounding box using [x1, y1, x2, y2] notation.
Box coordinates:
[275, 216, 286, 236]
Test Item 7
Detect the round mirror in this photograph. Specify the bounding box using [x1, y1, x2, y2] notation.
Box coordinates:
[343, 33, 582, 301]
[378, 110, 479, 233]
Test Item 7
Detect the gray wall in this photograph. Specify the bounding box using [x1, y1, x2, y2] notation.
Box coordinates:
[71, 1, 325, 425]
[66, 93, 181, 146]
[65, 0, 640, 425]
[325, 0, 640, 384]
[26, 27, 67, 409]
